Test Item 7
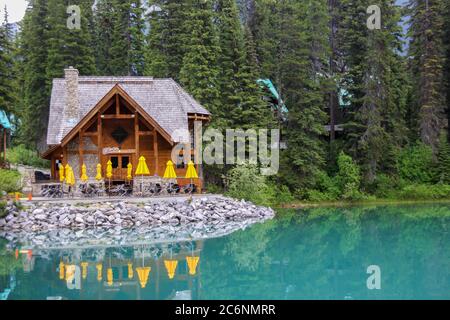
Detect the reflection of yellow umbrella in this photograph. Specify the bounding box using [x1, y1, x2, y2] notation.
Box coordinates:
[59, 261, 65, 280]
[59, 164, 65, 182]
[186, 256, 200, 276]
[65, 264, 76, 283]
[106, 160, 113, 179]
[127, 163, 133, 181]
[96, 263, 103, 282]
[163, 160, 177, 179]
[81, 262, 88, 279]
[164, 260, 178, 280]
[95, 164, 103, 181]
[107, 268, 113, 286]
[127, 262, 134, 279]
[136, 267, 151, 288]
[81, 164, 89, 182]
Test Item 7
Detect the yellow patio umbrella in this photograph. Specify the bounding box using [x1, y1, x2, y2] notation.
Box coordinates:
[127, 163, 133, 181]
[81, 262, 89, 280]
[163, 160, 177, 179]
[96, 263, 103, 282]
[80, 164, 89, 182]
[164, 260, 178, 280]
[127, 262, 134, 279]
[185, 161, 198, 193]
[59, 164, 65, 182]
[106, 160, 113, 179]
[186, 256, 200, 276]
[136, 267, 151, 288]
[95, 164, 103, 181]
[59, 261, 65, 280]
[185, 161, 198, 179]
[65, 264, 76, 283]
[107, 267, 113, 286]
[135, 156, 150, 193]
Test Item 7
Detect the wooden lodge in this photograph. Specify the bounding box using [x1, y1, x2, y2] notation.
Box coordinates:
[41, 67, 210, 190]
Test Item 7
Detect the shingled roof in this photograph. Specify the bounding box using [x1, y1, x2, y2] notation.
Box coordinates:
[47, 75, 210, 146]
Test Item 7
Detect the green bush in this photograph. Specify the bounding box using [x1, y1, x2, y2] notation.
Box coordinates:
[225, 164, 275, 207]
[273, 184, 295, 205]
[0, 201, 7, 218]
[6, 144, 50, 168]
[397, 143, 434, 183]
[396, 184, 450, 200]
[0, 169, 21, 194]
[336, 152, 365, 200]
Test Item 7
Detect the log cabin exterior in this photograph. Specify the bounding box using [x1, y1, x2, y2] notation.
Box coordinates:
[41, 67, 210, 190]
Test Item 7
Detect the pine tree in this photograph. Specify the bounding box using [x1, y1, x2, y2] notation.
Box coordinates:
[93, 0, 114, 75]
[145, 0, 190, 80]
[408, 0, 447, 152]
[18, 0, 50, 148]
[338, 0, 409, 182]
[45, 0, 96, 85]
[0, 6, 15, 115]
[179, 0, 221, 120]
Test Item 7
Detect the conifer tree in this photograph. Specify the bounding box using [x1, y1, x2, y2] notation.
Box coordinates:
[179, 0, 221, 122]
[145, 0, 190, 80]
[0, 6, 15, 115]
[93, 0, 114, 75]
[435, 131, 450, 183]
[408, 0, 447, 152]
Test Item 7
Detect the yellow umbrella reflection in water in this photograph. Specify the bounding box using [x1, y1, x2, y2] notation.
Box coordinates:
[186, 256, 200, 276]
[107, 268, 113, 286]
[59, 261, 65, 280]
[96, 263, 103, 282]
[127, 262, 134, 279]
[136, 267, 151, 288]
[81, 262, 89, 280]
[164, 260, 178, 280]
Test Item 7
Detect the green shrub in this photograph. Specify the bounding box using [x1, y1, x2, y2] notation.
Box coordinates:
[273, 184, 295, 205]
[396, 184, 450, 200]
[225, 164, 275, 207]
[336, 152, 364, 200]
[397, 143, 434, 183]
[6, 144, 50, 168]
[0, 169, 21, 194]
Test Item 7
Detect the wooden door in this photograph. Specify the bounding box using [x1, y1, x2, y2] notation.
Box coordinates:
[109, 154, 132, 181]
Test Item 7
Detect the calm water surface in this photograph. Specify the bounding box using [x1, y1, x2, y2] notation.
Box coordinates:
[1, 203, 449, 300]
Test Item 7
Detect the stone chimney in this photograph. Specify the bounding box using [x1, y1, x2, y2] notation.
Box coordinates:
[64, 66, 80, 125]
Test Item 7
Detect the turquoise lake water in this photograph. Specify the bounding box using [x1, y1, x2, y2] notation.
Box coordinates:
[1, 203, 449, 300]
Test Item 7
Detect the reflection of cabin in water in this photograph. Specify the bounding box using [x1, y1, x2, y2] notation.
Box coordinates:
[41, 67, 210, 188]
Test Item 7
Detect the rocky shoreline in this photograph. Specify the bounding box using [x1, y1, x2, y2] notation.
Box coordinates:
[0, 197, 275, 233]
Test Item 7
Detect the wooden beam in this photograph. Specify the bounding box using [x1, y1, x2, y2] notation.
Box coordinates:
[79, 131, 84, 175]
[138, 131, 153, 136]
[135, 112, 139, 171]
[82, 132, 98, 137]
[154, 129, 159, 176]
[101, 114, 135, 120]
[97, 113, 102, 166]
[63, 146, 67, 166]
[116, 94, 120, 115]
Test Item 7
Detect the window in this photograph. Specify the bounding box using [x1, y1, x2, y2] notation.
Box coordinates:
[111, 157, 119, 169]
[122, 156, 130, 168]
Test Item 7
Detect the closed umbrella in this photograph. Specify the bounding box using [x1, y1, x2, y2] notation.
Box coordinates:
[95, 164, 103, 181]
[135, 156, 150, 194]
[65, 264, 76, 283]
[185, 161, 198, 194]
[127, 162, 133, 181]
[106, 160, 113, 192]
[80, 164, 88, 182]
[59, 164, 65, 182]
[163, 160, 177, 179]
